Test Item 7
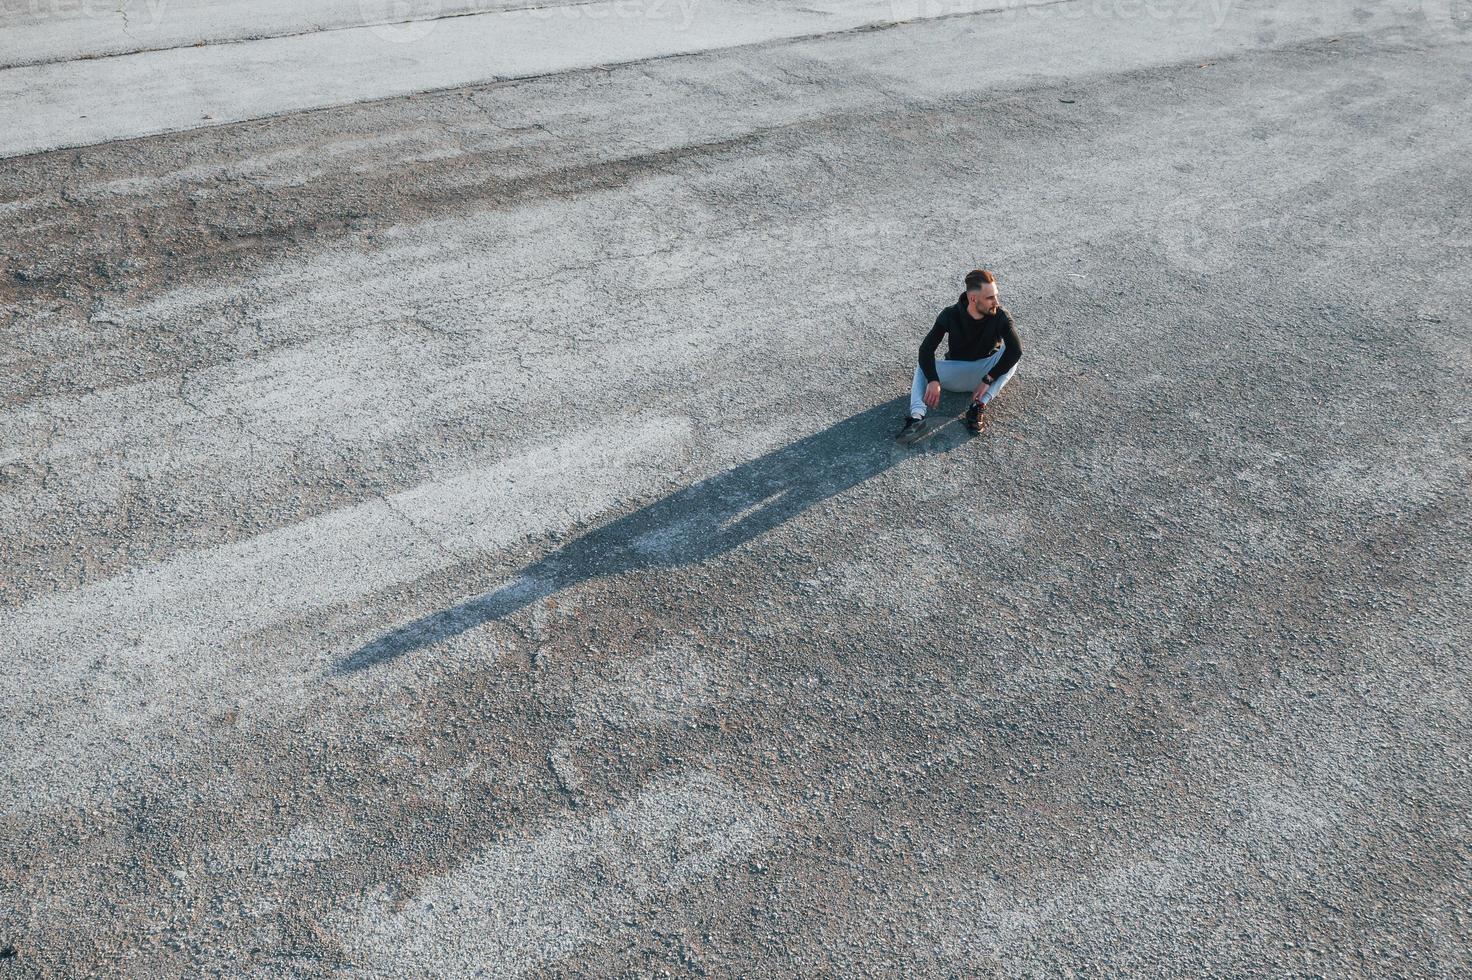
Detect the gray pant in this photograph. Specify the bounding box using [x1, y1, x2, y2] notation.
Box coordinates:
[909, 344, 1018, 418]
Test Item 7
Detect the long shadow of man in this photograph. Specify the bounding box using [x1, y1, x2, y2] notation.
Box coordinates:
[336, 398, 968, 673]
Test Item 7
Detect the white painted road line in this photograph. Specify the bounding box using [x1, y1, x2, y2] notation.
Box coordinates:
[341, 771, 767, 978]
[0, 416, 693, 809]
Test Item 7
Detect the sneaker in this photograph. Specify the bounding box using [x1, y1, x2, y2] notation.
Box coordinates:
[896, 415, 927, 443]
[964, 401, 986, 434]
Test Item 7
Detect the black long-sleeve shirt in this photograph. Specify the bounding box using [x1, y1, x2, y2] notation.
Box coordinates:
[918, 294, 1022, 385]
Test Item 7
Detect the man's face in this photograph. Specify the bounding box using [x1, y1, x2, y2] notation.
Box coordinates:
[968, 283, 999, 315]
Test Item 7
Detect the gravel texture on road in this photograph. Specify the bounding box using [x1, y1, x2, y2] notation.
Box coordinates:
[2, 0, 1469, 975]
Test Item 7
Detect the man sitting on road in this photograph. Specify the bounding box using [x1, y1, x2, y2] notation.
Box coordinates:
[896, 268, 1022, 442]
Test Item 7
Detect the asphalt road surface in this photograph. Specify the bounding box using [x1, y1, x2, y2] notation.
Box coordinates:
[2, 0, 1470, 976]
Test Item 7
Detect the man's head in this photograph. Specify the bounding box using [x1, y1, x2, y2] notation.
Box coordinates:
[965, 268, 999, 316]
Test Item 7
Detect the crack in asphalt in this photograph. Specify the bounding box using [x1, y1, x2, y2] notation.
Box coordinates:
[377, 494, 471, 565]
[116, 1, 136, 44]
[174, 371, 298, 453]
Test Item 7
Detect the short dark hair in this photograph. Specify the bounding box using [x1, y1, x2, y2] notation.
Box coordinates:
[964, 269, 996, 290]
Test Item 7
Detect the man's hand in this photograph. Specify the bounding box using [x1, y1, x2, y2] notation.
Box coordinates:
[923, 380, 941, 410]
[972, 382, 990, 403]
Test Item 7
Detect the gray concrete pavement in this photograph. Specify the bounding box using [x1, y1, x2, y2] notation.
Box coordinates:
[1, 0, 1017, 157]
[2, 0, 1470, 975]
[1, 1, 549, 68]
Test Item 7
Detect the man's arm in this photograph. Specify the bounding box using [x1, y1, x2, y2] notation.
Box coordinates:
[983, 311, 1022, 383]
[918, 311, 949, 384]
